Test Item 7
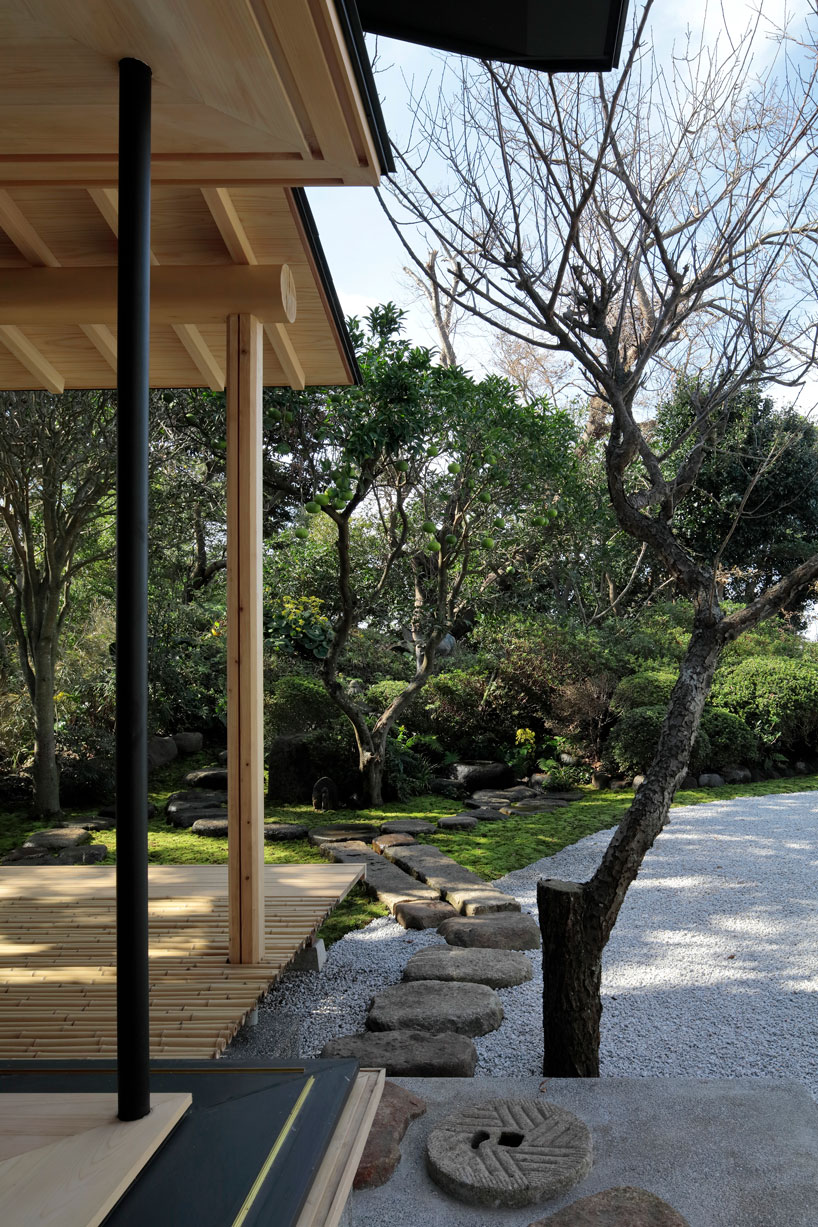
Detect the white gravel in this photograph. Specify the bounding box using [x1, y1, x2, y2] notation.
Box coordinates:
[225, 792, 818, 1098]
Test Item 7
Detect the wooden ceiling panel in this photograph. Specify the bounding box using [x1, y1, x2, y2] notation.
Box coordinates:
[6, 188, 118, 266]
[150, 189, 231, 266]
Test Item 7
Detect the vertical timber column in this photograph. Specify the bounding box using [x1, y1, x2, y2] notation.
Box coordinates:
[116, 57, 151, 1122]
[227, 313, 265, 964]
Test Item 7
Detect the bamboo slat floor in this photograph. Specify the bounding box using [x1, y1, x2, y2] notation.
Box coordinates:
[0, 865, 363, 1060]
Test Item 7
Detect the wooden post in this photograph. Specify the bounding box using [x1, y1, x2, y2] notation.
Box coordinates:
[226, 313, 265, 964]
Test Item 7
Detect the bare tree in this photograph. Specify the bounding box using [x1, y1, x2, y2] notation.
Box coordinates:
[380, 3, 818, 1072]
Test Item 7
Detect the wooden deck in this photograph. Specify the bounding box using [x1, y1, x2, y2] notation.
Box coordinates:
[0, 864, 363, 1060]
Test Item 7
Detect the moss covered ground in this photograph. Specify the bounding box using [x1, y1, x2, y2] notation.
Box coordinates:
[2, 754, 817, 945]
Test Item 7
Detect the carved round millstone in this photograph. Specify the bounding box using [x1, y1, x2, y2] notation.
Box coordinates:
[426, 1098, 592, 1208]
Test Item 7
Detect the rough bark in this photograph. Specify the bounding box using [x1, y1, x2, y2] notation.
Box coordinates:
[31, 638, 60, 817]
[538, 881, 603, 1076]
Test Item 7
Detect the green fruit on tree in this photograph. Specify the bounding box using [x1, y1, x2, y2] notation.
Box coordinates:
[485, 453, 498, 465]
[333, 498, 347, 510]
[395, 459, 409, 472]
[294, 527, 309, 540]
[533, 515, 547, 527]
[448, 461, 461, 475]
[305, 501, 321, 514]
[480, 536, 495, 549]
[424, 540, 439, 553]
[445, 533, 458, 545]
[315, 492, 331, 506]
[275, 443, 289, 455]
[422, 520, 437, 535]
[426, 445, 439, 457]
[478, 490, 492, 504]
[493, 517, 505, 529]
[549, 507, 559, 518]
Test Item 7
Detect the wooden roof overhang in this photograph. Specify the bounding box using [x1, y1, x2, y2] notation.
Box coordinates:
[0, 0, 389, 392]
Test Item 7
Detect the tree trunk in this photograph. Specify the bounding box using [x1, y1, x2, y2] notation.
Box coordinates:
[538, 880, 603, 1076]
[539, 613, 724, 1076]
[31, 640, 60, 817]
[362, 752, 385, 807]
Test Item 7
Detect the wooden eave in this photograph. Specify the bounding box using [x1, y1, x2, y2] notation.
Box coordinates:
[0, 1, 382, 388]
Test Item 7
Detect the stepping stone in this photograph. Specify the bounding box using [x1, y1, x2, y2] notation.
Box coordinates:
[1, 846, 55, 865]
[403, 947, 533, 989]
[366, 980, 503, 1037]
[469, 789, 515, 806]
[326, 841, 440, 911]
[461, 807, 506, 822]
[501, 799, 568, 814]
[173, 731, 203, 755]
[501, 786, 540, 800]
[191, 816, 229, 837]
[530, 1186, 691, 1226]
[353, 1082, 427, 1191]
[264, 822, 308, 841]
[380, 843, 520, 916]
[78, 817, 115, 831]
[57, 844, 107, 864]
[437, 814, 477, 830]
[320, 1030, 477, 1077]
[379, 819, 437, 835]
[438, 912, 541, 950]
[372, 833, 416, 853]
[393, 899, 457, 930]
[166, 807, 228, 830]
[426, 1098, 592, 1208]
[24, 827, 91, 851]
[184, 767, 228, 790]
[166, 789, 226, 817]
[309, 824, 380, 845]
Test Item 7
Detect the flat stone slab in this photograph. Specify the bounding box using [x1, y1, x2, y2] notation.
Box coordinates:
[191, 817, 229, 837]
[24, 827, 91, 850]
[393, 899, 458, 930]
[372, 833, 416, 853]
[403, 947, 533, 989]
[57, 844, 107, 864]
[531, 1186, 691, 1226]
[461, 807, 507, 822]
[380, 819, 437, 835]
[426, 1098, 592, 1208]
[354, 1082, 427, 1191]
[381, 843, 520, 916]
[263, 822, 308, 841]
[1, 846, 56, 864]
[438, 912, 541, 950]
[166, 789, 226, 816]
[166, 807, 228, 829]
[320, 1030, 477, 1077]
[184, 767, 228, 790]
[501, 800, 569, 814]
[309, 824, 380, 845]
[77, 817, 116, 831]
[327, 841, 440, 911]
[437, 814, 477, 830]
[366, 980, 503, 1037]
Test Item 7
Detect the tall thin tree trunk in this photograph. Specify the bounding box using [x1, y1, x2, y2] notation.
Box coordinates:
[31, 639, 60, 817]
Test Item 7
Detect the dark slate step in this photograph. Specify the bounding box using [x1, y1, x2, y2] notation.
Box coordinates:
[379, 819, 437, 835]
[167, 807, 229, 829]
[438, 912, 541, 950]
[191, 817, 229, 837]
[308, 823, 381, 846]
[403, 947, 533, 989]
[380, 843, 520, 916]
[184, 767, 228, 790]
[264, 822, 308, 841]
[319, 1030, 477, 1077]
[456, 807, 506, 822]
[393, 899, 458, 930]
[366, 980, 503, 1037]
[437, 814, 477, 830]
[326, 841, 439, 912]
[57, 845, 108, 864]
[166, 789, 226, 817]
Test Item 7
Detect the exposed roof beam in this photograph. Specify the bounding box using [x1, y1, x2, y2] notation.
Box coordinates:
[0, 325, 64, 393]
[265, 322, 305, 391]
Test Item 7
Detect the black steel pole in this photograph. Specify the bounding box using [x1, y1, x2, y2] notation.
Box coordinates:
[116, 56, 152, 1123]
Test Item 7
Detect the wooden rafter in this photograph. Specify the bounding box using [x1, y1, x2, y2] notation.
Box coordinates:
[0, 326, 64, 394]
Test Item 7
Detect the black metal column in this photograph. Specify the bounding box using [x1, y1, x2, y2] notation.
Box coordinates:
[116, 56, 152, 1123]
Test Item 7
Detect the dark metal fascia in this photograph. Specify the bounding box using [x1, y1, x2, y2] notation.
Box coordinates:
[333, 0, 395, 175]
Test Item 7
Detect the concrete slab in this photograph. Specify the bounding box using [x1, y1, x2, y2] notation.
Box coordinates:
[346, 1076, 818, 1227]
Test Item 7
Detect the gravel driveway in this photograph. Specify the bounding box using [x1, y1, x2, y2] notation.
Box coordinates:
[225, 791, 818, 1098]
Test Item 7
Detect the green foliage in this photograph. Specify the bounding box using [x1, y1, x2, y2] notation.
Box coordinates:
[365, 678, 415, 712]
[711, 656, 818, 754]
[605, 705, 711, 777]
[384, 739, 435, 801]
[264, 595, 333, 660]
[266, 675, 337, 738]
[700, 708, 758, 766]
[147, 596, 227, 735]
[610, 668, 678, 714]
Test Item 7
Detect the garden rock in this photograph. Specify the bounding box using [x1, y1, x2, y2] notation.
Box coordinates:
[437, 814, 477, 830]
[719, 764, 752, 784]
[326, 841, 439, 911]
[450, 761, 514, 791]
[379, 819, 437, 835]
[57, 844, 107, 864]
[366, 980, 503, 1037]
[609, 779, 630, 791]
[191, 816, 229, 837]
[309, 823, 380, 845]
[530, 1186, 691, 1226]
[1, 846, 55, 865]
[24, 827, 91, 850]
[438, 912, 541, 950]
[263, 822, 308, 841]
[372, 833, 416, 853]
[173, 731, 203, 755]
[184, 767, 228, 790]
[426, 1098, 592, 1208]
[679, 773, 698, 790]
[698, 772, 725, 788]
[470, 788, 519, 806]
[167, 807, 228, 830]
[591, 771, 611, 790]
[78, 817, 115, 831]
[381, 843, 520, 916]
[502, 799, 568, 814]
[353, 1081, 427, 1191]
[393, 899, 458, 929]
[217, 749, 228, 766]
[319, 1030, 477, 1077]
[431, 778, 467, 801]
[461, 806, 506, 822]
[312, 776, 339, 811]
[147, 735, 177, 771]
[403, 947, 533, 989]
[166, 789, 226, 816]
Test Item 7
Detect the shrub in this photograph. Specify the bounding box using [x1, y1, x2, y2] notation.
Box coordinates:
[711, 656, 818, 755]
[365, 678, 420, 715]
[610, 668, 677, 715]
[605, 705, 711, 777]
[700, 707, 757, 767]
[265, 675, 338, 738]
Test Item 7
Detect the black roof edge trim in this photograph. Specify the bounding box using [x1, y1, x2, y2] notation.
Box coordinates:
[607, 0, 630, 70]
[290, 187, 363, 386]
[334, 0, 395, 175]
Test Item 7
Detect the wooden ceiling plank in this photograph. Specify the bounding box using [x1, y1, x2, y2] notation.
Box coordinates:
[0, 325, 64, 393]
[201, 187, 257, 265]
[172, 323, 224, 390]
[81, 323, 117, 369]
[265, 322, 304, 391]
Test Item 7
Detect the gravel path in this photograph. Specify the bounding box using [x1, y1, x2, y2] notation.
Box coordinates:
[224, 791, 818, 1098]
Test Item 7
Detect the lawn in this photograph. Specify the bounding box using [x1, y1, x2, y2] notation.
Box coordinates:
[2, 754, 818, 945]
